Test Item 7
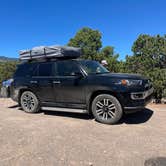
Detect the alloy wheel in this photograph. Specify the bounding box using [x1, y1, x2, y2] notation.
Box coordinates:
[95, 98, 116, 120]
[21, 91, 39, 113]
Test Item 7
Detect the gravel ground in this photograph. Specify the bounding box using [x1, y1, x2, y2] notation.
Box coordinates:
[0, 98, 166, 166]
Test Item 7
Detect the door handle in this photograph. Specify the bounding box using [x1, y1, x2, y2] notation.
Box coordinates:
[53, 81, 61, 84]
[30, 80, 38, 84]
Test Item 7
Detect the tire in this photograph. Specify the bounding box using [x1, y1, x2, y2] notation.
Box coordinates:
[20, 91, 40, 113]
[91, 94, 123, 124]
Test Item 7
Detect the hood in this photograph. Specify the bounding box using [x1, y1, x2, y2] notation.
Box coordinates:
[99, 72, 147, 80]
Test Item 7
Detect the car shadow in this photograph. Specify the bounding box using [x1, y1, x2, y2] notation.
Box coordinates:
[8, 104, 20, 109]
[43, 110, 93, 120]
[44, 108, 153, 124]
[119, 108, 154, 125]
[8, 105, 153, 124]
[7, 105, 91, 118]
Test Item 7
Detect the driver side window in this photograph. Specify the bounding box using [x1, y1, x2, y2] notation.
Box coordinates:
[56, 61, 81, 76]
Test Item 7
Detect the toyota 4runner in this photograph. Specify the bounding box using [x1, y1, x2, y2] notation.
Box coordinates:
[6, 59, 153, 124]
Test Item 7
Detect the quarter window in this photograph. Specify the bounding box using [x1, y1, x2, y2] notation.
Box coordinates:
[14, 63, 37, 77]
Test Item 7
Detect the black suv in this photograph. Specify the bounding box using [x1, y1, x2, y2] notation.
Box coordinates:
[9, 59, 153, 124]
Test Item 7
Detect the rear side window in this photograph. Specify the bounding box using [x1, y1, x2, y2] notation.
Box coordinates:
[38, 62, 53, 76]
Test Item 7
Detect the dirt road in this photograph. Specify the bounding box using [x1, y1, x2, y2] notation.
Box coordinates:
[0, 99, 166, 166]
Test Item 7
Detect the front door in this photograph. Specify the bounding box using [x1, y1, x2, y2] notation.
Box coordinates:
[53, 60, 86, 105]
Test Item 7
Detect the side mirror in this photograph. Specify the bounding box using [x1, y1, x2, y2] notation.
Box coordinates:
[71, 72, 83, 78]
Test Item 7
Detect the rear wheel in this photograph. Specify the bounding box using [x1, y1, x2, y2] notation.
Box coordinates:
[91, 94, 123, 124]
[20, 91, 40, 113]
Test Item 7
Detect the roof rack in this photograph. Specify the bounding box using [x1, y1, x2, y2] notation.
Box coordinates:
[19, 45, 82, 61]
[20, 57, 78, 64]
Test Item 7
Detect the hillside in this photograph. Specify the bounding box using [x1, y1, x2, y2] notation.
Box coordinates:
[0, 56, 18, 62]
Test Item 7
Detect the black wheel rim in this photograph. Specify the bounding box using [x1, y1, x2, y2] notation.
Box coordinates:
[95, 98, 116, 120]
[22, 92, 35, 111]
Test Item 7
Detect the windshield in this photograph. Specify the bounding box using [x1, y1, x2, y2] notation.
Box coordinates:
[79, 60, 109, 74]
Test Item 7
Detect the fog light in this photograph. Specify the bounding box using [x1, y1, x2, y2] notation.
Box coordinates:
[131, 92, 145, 100]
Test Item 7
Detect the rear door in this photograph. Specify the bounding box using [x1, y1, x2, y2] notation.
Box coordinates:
[31, 62, 56, 102]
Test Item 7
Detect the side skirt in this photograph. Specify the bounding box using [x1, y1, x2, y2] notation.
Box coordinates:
[41, 107, 88, 114]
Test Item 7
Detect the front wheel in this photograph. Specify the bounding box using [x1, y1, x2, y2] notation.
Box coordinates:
[20, 91, 40, 113]
[91, 94, 123, 124]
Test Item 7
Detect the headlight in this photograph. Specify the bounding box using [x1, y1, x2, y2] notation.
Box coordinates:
[114, 79, 142, 86]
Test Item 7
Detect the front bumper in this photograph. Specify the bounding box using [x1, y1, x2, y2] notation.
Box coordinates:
[117, 88, 154, 112]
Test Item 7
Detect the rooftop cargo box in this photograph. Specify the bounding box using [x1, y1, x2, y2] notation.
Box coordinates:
[19, 45, 82, 60]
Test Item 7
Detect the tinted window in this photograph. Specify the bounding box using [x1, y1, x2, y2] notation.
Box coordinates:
[56, 61, 80, 76]
[38, 62, 53, 76]
[79, 60, 109, 74]
[14, 63, 37, 77]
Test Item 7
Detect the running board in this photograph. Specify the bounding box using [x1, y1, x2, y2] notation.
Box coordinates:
[41, 107, 88, 114]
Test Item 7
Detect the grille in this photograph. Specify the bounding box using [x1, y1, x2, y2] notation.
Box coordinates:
[142, 79, 152, 90]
